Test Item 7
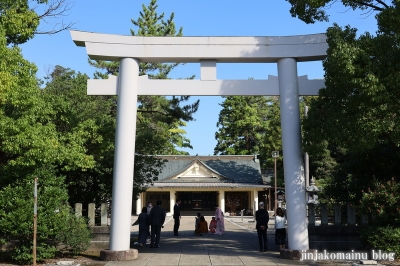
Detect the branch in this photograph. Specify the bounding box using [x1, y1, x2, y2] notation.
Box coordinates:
[32, 0, 76, 35]
[138, 109, 170, 117]
[353, 0, 387, 11]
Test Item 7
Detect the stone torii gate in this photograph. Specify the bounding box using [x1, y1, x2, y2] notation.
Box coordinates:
[70, 30, 327, 259]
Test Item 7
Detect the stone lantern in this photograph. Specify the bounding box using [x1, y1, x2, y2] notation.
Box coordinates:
[306, 176, 319, 204]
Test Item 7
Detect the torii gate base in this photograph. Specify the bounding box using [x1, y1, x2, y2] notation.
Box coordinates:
[100, 249, 138, 261]
[71, 31, 328, 261]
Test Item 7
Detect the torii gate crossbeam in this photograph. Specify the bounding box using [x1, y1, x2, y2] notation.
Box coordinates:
[70, 30, 327, 259]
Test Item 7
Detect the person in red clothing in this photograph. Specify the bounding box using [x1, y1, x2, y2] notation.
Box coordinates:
[196, 215, 208, 236]
[209, 216, 217, 234]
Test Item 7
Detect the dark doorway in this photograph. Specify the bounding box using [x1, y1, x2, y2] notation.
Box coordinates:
[176, 192, 217, 212]
[225, 192, 249, 216]
[145, 192, 170, 212]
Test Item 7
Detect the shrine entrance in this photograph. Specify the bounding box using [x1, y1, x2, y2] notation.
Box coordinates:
[71, 30, 327, 252]
[176, 191, 217, 212]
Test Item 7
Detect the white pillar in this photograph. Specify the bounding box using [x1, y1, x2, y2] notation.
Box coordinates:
[136, 193, 142, 215]
[277, 58, 309, 250]
[219, 190, 225, 213]
[109, 58, 139, 251]
[170, 190, 175, 214]
[253, 190, 259, 211]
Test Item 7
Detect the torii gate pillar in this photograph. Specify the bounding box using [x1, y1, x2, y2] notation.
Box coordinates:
[109, 58, 139, 251]
[278, 58, 308, 249]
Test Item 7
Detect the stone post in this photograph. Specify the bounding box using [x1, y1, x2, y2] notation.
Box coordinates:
[101, 203, 108, 226]
[347, 202, 356, 226]
[308, 203, 316, 226]
[75, 203, 82, 217]
[334, 203, 341, 226]
[88, 203, 96, 227]
[320, 203, 328, 226]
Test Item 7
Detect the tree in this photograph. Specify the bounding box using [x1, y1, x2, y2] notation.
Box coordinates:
[359, 177, 400, 254]
[302, 24, 400, 199]
[290, 0, 400, 204]
[214, 95, 283, 170]
[89, 0, 199, 155]
[57, 0, 199, 201]
[0, 0, 73, 46]
[42, 66, 115, 206]
[285, 0, 391, 24]
[0, 32, 91, 263]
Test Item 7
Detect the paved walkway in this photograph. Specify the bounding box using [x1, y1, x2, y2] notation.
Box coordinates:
[105, 216, 317, 266]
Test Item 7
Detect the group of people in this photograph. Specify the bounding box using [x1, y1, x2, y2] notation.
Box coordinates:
[134, 199, 286, 252]
[193, 206, 225, 236]
[133, 200, 166, 248]
[255, 202, 287, 252]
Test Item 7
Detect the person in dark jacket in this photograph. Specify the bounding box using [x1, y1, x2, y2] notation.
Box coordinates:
[148, 200, 166, 248]
[173, 199, 181, 236]
[132, 207, 149, 246]
[255, 202, 269, 252]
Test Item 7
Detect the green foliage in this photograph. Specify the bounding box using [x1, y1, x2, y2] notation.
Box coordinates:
[214, 95, 319, 187]
[42, 66, 115, 206]
[302, 2, 400, 203]
[0, 0, 40, 45]
[285, 0, 390, 24]
[0, 31, 92, 264]
[360, 226, 400, 254]
[88, 0, 198, 158]
[12, 243, 57, 265]
[0, 170, 91, 264]
[55, 215, 92, 255]
[359, 178, 400, 227]
[214, 96, 281, 168]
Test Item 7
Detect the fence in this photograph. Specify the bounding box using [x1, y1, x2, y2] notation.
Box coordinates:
[75, 203, 111, 251]
[307, 202, 369, 251]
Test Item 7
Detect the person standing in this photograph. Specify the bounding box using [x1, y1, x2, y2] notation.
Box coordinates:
[275, 207, 286, 250]
[194, 212, 201, 235]
[147, 201, 153, 214]
[173, 199, 181, 236]
[214, 206, 225, 235]
[256, 202, 269, 252]
[132, 207, 149, 247]
[145, 202, 153, 243]
[148, 200, 166, 248]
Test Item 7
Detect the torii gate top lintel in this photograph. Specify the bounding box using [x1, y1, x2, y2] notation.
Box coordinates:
[70, 30, 327, 63]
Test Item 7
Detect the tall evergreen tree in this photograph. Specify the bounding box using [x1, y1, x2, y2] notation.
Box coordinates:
[214, 95, 282, 169]
[288, 0, 400, 204]
[89, 0, 198, 155]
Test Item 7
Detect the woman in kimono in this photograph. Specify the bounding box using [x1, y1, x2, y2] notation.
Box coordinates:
[133, 207, 150, 246]
[214, 206, 225, 235]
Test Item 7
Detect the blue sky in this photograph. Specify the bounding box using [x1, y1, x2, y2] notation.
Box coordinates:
[21, 0, 378, 155]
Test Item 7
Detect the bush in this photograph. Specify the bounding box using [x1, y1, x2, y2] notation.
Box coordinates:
[0, 170, 92, 264]
[359, 178, 400, 227]
[360, 226, 400, 254]
[56, 215, 92, 255]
